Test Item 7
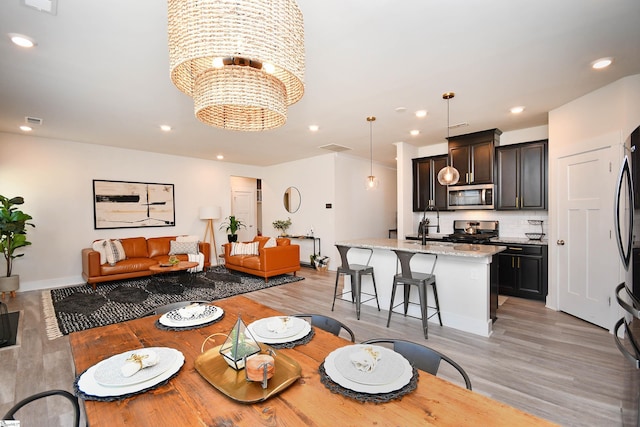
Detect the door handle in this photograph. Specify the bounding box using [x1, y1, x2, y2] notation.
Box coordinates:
[557, 240, 565, 245]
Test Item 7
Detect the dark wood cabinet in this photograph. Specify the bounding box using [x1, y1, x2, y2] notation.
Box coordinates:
[448, 129, 501, 186]
[496, 140, 547, 210]
[496, 244, 547, 301]
[412, 154, 448, 211]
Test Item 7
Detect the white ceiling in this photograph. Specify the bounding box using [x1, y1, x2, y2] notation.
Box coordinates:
[1, 0, 639, 168]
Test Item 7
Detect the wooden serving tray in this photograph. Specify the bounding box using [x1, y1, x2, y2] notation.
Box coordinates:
[194, 344, 301, 403]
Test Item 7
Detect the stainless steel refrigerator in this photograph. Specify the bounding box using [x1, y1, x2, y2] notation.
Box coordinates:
[614, 125, 640, 427]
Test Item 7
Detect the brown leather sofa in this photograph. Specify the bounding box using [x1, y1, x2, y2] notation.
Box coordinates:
[223, 236, 300, 281]
[82, 236, 210, 290]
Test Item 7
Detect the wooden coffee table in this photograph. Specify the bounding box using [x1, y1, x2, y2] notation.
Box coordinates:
[149, 261, 200, 293]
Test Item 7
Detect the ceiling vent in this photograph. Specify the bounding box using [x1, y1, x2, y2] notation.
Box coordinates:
[319, 144, 351, 152]
[22, 0, 57, 15]
[449, 122, 469, 129]
[25, 116, 43, 126]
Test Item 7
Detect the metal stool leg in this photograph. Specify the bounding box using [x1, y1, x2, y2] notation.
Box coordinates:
[387, 277, 399, 327]
[431, 280, 443, 326]
[370, 271, 380, 311]
[403, 284, 411, 315]
[418, 284, 429, 339]
[331, 269, 342, 311]
[354, 273, 362, 320]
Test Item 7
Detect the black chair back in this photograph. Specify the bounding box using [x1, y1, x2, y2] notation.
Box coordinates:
[293, 314, 355, 342]
[362, 338, 472, 390]
[3, 389, 81, 426]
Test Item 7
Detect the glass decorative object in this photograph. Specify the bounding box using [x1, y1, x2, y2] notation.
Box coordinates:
[220, 316, 261, 370]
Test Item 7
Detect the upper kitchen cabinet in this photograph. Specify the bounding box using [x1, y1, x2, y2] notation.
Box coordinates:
[448, 129, 502, 186]
[412, 154, 448, 211]
[496, 139, 548, 210]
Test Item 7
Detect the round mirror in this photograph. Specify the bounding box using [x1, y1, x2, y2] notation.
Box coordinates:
[283, 187, 301, 213]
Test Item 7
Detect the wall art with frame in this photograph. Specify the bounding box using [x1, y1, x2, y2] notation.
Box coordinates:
[93, 179, 175, 229]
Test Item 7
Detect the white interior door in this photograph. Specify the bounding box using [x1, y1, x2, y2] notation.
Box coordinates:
[557, 145, 618, 329]
[232, 186, 256, 242]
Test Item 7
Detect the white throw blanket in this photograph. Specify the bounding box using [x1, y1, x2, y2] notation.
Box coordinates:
[188, 252, 204, 273]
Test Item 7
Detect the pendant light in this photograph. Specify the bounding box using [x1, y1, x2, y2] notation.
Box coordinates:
[437, 92, 460, 186]
[366, 116, 379, 190]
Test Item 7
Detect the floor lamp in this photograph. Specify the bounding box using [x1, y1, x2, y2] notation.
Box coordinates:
[200, 206, 221, 266]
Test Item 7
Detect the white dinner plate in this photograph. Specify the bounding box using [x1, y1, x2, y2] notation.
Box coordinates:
[247, 320, 311, 344]
[159, 306, 224, 328]
[93, 347, 178, 387]
[248, 316, 307, 340]
[78, 348, 184, 397]
[324, 345, 413, 394]
[165, 305, 218, 323]
[333, 344, 404, 386]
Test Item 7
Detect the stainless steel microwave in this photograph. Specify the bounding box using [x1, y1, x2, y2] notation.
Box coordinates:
[447, 184, 494, 210]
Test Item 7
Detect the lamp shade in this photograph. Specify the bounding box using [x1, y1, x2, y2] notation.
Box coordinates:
[437, 166, 460, 186]
[199, 206, 221, 220]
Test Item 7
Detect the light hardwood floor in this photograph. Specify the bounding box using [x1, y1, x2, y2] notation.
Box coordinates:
[0, 268, 630, 426]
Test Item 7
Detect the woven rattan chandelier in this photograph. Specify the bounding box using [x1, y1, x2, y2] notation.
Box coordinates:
[168, 0, 305, 131]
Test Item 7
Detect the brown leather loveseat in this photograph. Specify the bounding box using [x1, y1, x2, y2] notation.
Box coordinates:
[223, 236, 300, 281]
[82, 236, 210, 290]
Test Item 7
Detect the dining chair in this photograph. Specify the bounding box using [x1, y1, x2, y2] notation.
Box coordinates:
[292, 314, 356, 342]
[361, 338, 472, 390]
[141, 300, 210, 317]
[3, 389, 81, 427]
[388, 250, 441, 338]
[332, 245, 380, 320]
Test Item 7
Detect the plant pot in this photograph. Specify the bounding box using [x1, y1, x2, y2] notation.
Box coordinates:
[0, 275, 19, 295]
[227, 234, 238, 243]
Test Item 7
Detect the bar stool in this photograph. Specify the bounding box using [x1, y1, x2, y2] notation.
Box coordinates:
[388, 250, 442, 338]
[332, 245, 380, 320]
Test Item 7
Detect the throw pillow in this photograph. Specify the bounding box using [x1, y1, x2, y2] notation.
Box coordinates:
[169, 240, 199, 255]
[92, 239, 108, 265]
[263, 237, 277, 248]
[230, 241, 259, 256]
[104, 239, 126, 266]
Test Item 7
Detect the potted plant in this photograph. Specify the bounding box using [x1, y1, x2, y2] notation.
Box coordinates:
[219, 215, 246, 242]
[0, 196, 35, 296]
[272, 217, 292, 236]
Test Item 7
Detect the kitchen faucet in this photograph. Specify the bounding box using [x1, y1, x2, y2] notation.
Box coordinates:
[420, 204, 440, 245]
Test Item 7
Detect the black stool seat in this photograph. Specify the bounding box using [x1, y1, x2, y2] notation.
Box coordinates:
[332, 245, 380, 320]
[388, 249, 442, 338]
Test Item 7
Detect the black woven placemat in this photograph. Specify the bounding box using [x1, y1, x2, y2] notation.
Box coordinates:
[318, 362, 418, 403]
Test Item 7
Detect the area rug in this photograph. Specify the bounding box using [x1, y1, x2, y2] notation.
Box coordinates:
[42, 266, 304, 339]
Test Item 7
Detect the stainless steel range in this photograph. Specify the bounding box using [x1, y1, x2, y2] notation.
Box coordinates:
[442, 220, 499, 244]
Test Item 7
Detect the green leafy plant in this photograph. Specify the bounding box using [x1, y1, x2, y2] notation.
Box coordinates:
[272, 217, 292, 236]
[0, 196, 35, 277]
[219, 215, 246, 236]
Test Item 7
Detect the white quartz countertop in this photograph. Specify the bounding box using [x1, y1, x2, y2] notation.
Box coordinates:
[336, 238, 506, 258]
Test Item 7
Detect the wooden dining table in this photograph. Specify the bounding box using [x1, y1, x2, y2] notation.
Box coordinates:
[69, 295, 557, 426]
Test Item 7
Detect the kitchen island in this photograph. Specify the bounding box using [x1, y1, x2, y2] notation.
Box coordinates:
[335, 239, 506, 337]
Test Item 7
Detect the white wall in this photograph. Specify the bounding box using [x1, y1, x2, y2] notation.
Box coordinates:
[0, 132, 260, 291]
[548, 74, 640, 312]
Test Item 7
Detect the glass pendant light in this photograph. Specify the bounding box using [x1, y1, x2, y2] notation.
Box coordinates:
[366, 116, 379, 189]
[437, 92, 460, 186]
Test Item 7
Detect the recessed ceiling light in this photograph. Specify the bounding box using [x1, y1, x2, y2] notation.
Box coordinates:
[160, 125, 172, 132]
[510, 106, 525, 114]
[216, 154, 224, 160]
[19, 125, 32, 132]
[9, 33, 36, 48]
[415, 110, 427, 118]
[308, 125, 319, 132]
[410, 130, 420, 136]
[592, 57, 613, 70]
